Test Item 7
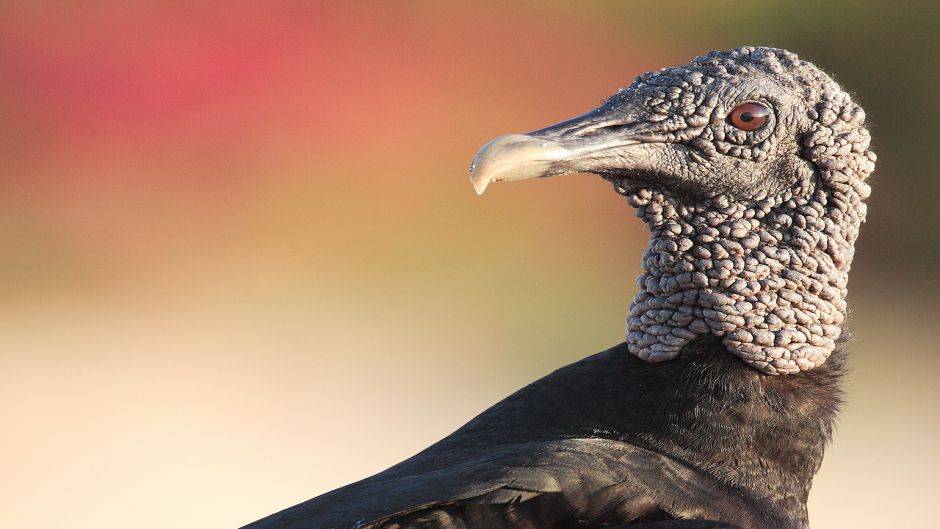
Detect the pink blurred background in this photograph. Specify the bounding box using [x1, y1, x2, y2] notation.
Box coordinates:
[2, 3, 937, 529]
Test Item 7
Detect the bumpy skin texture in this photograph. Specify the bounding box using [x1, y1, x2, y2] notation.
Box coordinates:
[244, 47, 870, 529]
[610, 48, 875, 374]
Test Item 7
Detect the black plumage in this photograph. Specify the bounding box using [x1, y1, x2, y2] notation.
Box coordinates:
[245, 338, 843, 529]
[243, 47, 873, 529]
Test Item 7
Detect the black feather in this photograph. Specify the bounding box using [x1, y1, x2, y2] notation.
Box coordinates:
[243, 336, 843, 529]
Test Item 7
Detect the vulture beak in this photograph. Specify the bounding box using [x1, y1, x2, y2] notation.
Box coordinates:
[469, 102, 655, 195]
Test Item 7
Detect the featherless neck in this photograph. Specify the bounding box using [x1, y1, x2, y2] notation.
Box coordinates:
[621, 173, 866, 375]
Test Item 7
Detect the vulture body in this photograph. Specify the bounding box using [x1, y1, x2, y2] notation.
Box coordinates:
[244, 47, 874, 529]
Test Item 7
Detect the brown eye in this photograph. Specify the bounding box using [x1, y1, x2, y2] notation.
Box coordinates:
[728, 102, 770, 131]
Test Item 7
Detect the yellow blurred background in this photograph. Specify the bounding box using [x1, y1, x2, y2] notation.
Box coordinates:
[1, 2, 937, 528]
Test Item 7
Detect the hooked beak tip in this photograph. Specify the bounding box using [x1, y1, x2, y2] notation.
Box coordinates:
[468, 134, 572, 195]
[471, 175, 488, 195]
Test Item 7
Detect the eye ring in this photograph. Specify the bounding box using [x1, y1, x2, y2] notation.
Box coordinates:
[728, 102, 771, 131]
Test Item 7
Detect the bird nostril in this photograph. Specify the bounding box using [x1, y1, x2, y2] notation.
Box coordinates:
[591, 123, 633, 134]
[570, 122, 638, 139]
[596, 123, 634, 135]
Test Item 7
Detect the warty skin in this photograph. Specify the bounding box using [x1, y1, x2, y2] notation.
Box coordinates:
[472, 46, 874, 375]
[244, 47, 874, 529]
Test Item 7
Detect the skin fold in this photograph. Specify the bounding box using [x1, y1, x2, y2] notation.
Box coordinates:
[244, 46, 873, 529]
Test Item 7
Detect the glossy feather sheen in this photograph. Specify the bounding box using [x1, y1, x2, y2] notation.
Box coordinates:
[243, 45, 865, 529]
[244, 337, 843, 529]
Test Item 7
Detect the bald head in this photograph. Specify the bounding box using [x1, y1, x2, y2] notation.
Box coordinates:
[471, 47, 874, 374]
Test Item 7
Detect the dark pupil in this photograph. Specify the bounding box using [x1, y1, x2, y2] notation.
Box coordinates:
[740, 112, 754, 122]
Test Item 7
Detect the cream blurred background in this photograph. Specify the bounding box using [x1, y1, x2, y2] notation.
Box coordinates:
[1, 2, 937, 528]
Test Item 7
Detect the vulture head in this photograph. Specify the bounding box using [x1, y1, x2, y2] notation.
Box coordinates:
[471, 47, 875, 375]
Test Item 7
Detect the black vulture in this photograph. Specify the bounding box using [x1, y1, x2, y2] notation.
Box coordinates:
[243, 47, 874, 529]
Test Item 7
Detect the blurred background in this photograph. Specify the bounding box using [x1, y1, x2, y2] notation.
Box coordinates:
[1, 2, 937, 528]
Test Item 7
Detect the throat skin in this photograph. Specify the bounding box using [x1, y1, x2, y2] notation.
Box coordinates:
[246, 47, 874, 529]
[620, 174, 862, 375]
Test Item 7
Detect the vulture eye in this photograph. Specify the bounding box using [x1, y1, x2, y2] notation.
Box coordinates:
[728, 102, 770, 131]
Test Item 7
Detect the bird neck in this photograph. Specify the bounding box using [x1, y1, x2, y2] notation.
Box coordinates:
[622, 177, 862, 375]
[617, 337, 844, 528]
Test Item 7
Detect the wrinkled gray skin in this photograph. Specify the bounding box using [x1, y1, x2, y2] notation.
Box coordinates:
[244, 48, 871, 529]
[472, 47, 875, 375]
